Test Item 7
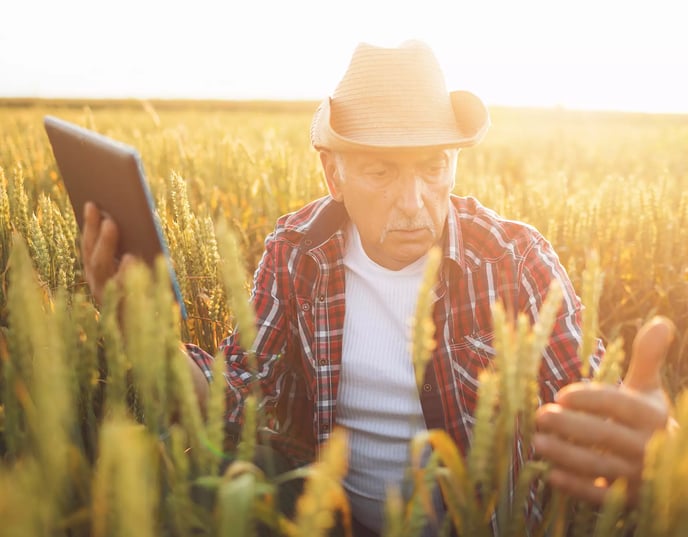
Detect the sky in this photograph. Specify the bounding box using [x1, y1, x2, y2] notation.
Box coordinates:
[1, 0, 687, 113]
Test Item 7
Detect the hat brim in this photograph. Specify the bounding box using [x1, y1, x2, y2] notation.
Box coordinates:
[311, 90, 490, 152]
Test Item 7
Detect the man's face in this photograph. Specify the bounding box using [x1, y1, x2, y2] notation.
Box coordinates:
[322, 147, 458, 270]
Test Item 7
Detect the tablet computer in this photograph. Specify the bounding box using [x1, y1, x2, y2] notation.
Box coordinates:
[44, 115, 188, 319]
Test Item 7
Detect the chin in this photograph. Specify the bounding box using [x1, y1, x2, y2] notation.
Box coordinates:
[391, 247, 430, 266]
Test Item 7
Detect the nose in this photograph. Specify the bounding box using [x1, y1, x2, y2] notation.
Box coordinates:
[395, 174, 424, 217]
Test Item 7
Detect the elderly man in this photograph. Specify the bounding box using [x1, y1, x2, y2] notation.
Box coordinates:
[82, 41, 673, 536]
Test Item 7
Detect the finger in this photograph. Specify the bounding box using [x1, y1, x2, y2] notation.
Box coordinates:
[89, 217, 120, 281]
[533, 431, 640, 485]
[118, 253, 138, 272]
[113, 254, 138, 288]
[112, 254, 139, 321]
[535, 403, 648, 458]
[546, 468, 611, 506]
[624, 316, 675, 392]
[552, 385, 668, 431]
[81, 201, 101, 264]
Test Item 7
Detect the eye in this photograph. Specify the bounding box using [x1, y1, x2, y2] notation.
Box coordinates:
[363, 166, 392, 180]
[425, 161, 446, 173]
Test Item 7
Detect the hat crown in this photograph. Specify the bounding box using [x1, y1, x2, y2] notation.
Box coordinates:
[330, 41, 459, 145]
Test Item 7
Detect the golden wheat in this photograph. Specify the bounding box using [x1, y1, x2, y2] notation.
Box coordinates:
[1, 102, 688, 535]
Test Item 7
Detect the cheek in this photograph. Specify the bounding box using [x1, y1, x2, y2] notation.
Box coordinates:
[424, 185, 451, 213]
[353, 187, 393, 213]
[343, 188, 392, 231]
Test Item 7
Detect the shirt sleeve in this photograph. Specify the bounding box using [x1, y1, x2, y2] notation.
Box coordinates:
[515, 236, 606, 530]
[518, 236, 604, 403]
[185, 230, 289, 434]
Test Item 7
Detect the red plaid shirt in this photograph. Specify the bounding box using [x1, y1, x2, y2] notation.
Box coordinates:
[187, 195, 594, 467]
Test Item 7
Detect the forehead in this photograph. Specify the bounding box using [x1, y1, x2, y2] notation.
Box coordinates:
[339, 147, 456, 167]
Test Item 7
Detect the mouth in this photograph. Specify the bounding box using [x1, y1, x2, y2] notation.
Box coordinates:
[392, 228, 427, 235]
[381, 227, 434, 243]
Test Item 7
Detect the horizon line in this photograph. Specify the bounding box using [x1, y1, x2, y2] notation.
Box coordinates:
[2, 96, 686, 118]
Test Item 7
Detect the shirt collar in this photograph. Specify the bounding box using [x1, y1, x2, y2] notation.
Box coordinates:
[442, 197, 467, 273]
[298, 197, 349, 251]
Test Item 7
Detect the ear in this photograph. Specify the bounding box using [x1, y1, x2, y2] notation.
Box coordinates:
[320, 150, 344, 202]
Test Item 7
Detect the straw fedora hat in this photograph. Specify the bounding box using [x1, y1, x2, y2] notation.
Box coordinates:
[310, 40, 490, 151]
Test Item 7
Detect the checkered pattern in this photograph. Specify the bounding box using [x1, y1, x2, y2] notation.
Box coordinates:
[187, 195, 599, 470]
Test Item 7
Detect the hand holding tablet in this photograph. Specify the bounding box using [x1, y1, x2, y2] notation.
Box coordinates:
[44, 116, 187, 319]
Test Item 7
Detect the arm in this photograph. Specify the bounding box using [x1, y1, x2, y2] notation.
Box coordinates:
[82, 201, 289, 425]
[83, 198, 298, 444]
[185, 228, 290, 438]
[517, 237, 603, 399]
[82, 202, 212, 414]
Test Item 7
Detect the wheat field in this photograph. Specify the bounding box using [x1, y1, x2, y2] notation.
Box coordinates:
[1, 100, 688, 535]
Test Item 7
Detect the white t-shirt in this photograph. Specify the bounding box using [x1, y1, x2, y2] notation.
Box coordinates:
[336, 223, 433, 532]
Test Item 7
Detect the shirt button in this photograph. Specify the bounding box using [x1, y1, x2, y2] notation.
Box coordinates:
[319, 358, 327, 365]
[301, 302, 311, 311]
[322, 424, 329, 432]
[423, 383, 432, 393]
[319, 295, 325, 302]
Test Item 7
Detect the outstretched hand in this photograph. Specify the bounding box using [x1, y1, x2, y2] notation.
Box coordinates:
[81, 201, 136, 306]
[533, 316, 675, 505]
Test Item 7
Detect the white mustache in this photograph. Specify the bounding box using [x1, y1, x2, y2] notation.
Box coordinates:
[379, 214, 436, 243]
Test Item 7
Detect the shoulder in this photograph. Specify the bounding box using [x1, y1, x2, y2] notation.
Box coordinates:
[270, 195, 347, 246]
[251, 196, 347, 301]
[450, 195, 548, 264]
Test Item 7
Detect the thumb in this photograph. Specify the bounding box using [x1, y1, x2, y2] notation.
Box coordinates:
[623, 316, 676, 392]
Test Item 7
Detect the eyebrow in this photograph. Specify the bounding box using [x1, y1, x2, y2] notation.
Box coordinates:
[357, 150, 451, 167]
[421, 152, 450, 163]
